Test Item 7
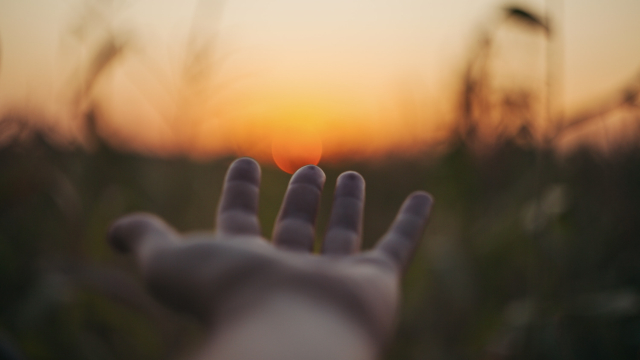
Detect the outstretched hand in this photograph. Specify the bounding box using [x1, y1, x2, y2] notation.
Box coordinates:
[108, 158, 432, 356]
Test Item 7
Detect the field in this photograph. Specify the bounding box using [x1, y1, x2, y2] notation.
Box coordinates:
[2, 131, 640, 359]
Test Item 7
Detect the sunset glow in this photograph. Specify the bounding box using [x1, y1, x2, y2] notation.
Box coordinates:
[0, 0, 639, 159]
[272, 128, 323, 174]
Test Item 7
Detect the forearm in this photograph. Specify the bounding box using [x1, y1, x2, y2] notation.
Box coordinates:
[193, 293, 378, 360]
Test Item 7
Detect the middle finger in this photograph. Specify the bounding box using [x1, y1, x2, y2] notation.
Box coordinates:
[272, 165, 326, 252]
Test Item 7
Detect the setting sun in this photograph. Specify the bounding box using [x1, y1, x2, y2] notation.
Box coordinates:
[271, 126, 323, 174]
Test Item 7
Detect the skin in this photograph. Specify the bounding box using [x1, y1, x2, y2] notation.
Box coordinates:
[108, 157, 433, 360]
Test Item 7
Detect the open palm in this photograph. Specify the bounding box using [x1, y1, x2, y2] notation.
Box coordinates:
[108, 158, 432, 347]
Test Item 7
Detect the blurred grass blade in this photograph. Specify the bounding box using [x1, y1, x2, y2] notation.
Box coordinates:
[503, 5, 550, 34]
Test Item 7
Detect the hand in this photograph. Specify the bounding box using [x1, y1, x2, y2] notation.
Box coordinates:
[108, 158, 432, 357]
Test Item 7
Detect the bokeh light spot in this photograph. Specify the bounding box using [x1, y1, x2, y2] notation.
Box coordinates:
[272, 128, 323, 174]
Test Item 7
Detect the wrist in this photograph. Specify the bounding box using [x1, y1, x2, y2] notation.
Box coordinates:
[200, 292, 378, 360]
[208, 268, 400, 348]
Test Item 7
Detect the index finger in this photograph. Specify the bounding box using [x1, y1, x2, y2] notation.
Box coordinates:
[216, 158, 262, 236]
[374, 192, 433, 272]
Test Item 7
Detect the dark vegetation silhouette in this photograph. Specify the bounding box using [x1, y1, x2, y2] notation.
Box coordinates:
[1, 1, 640, 359]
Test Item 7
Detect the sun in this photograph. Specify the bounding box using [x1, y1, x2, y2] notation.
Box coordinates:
[272, 129, 323, 174]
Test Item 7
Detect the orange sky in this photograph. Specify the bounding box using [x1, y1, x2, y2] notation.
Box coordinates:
[0, 0, 639, 165]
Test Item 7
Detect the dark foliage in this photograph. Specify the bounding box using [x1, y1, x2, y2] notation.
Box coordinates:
[1, 133, 640, 359]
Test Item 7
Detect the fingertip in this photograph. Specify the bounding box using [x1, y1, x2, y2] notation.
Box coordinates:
[227, 157, 261, 184]
[404, 191, 434, 218]
[107, 213, 167, 253]
[337, 170, 363, 182]
[233, 156, 259, 166]
[290, 165, 326, 190]
[335, 171, 365, 198]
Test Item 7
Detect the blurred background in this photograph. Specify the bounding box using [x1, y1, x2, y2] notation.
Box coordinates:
[1, 0, 640, 359]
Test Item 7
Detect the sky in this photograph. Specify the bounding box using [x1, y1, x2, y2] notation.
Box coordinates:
[0, 0, 639, 163]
